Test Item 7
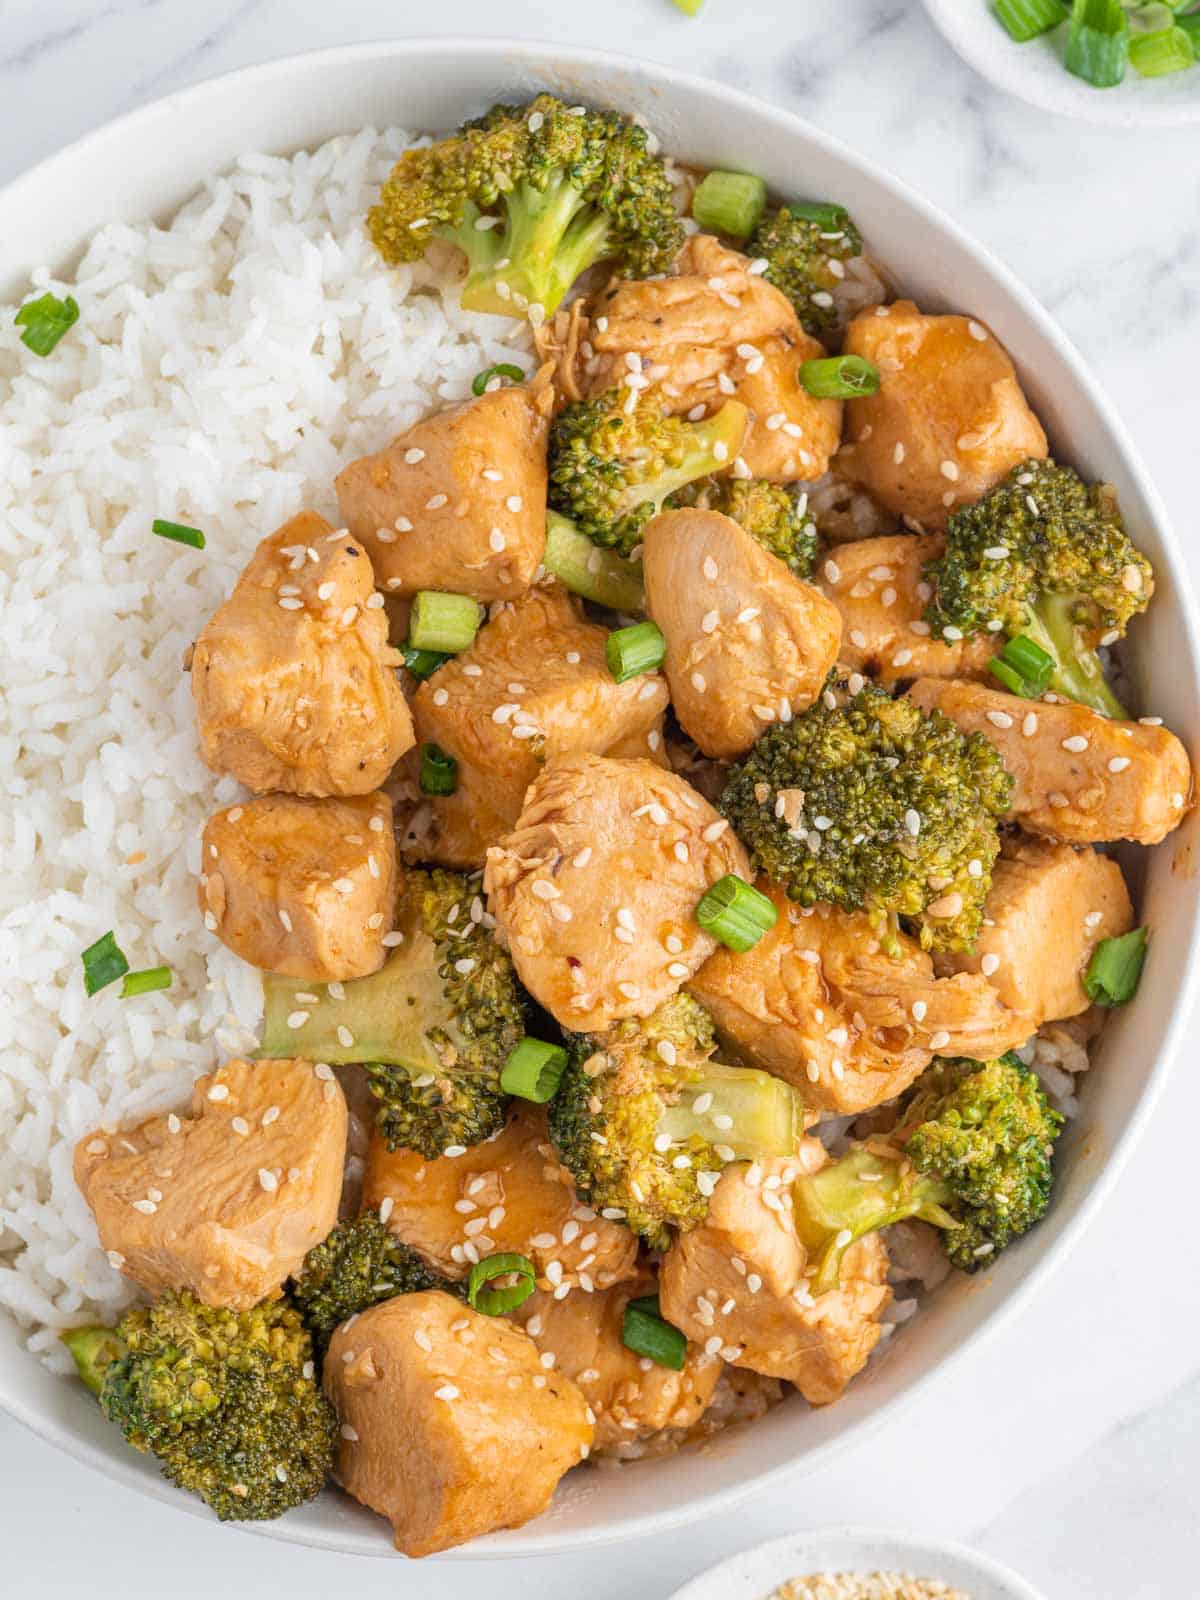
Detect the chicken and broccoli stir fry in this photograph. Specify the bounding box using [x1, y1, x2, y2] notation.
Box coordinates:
[62, 95, 1192, 1556]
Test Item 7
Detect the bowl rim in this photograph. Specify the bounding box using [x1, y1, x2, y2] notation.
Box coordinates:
[1, 32, 1197, 1562]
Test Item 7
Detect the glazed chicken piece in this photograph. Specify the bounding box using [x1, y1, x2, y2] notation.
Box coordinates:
[688, 884, 1033, 1114]
[198, 792, 396, 982]
[659, 1153, 890, 1406]
[815, 533, 999, 685]
[192, 511, 413, 796]
[484, 753, 752, 1032]
[409, 583, 669, 868]
[363, 1102, 638, 1291]
[908, 678, 1193, 845]
[74, 1058, 347, 1309]
[642, 508, 842, 759]
[589, 235, 842, 481]
[334, 379, 552, 603]
[510, 1273, 722, 1453]
[838, 302, 1048, 530]
[324, 1292, 592, 1557]
[940, 839, 1133, 1024]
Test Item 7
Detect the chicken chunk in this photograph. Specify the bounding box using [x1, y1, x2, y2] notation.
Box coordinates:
[409, 583, 669, 867]
[940, 839, 1133, 1025]
[688, 884, 1033, 1112]
[659, 1154, 890, 1406]
[198, 793, 396, 982]
[363, 1102, 638, 1291]
[589, 235, 842, 481]
[510, 1273, 722, 1453]
[192, 511, 413, 796]
[908, 678, 1193, 845]
[815, 533, 999, 685]
[334, 380, 552, 603]
[484, 753, 752, 1032]
[74, 1058, 347, 1309]
[643, 508, 842, 759]
[324, 1292, 592, 1556]
[839, 302, 1048, 530]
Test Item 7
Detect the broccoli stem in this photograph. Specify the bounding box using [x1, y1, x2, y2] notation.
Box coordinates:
[655, 1061, 803, 1163]
[1022, 592, 1130, 719]
[791, 1148, 958, 1295]
[61, 1325, 126, 1397]
[452, 177, 612, 318]
[543, 511, 646, 611]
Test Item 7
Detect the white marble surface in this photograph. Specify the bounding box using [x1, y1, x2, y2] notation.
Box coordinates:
[2, 1, 1199, 1594]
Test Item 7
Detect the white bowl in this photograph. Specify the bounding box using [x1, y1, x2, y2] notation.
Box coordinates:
[1, 36, 1197, 1561]
[668, 1526, 1045, 1600]
[921, 0, 1200, 126]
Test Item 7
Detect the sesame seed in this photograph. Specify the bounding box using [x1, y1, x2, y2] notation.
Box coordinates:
[904, 808, 921, 837]
[911, 1000, 927, 1023]
[703, 556, 719, 580]
[403, 448, 425, 464]
[340, 1424, 359, 1442]
[207, 1083, 229, 1101]
[893, 442, 905, 465]
[702, 819, 728, 842]
[986, 710, 1014, 730]
[277, 597, 303, 611]
[340, 606, 357, 626]
[617, 982, 641, 1000]
[1108, 756, 1131, 773]
[1063, 735, 1089, 753]
[258, 1169, 278, 1193]
[981, 953, 1000, 976]
[968, 320, 988, 341]
[286, 1010, 310, 1029]
[336, 1025, 354, 1048]
[691, 671, 707, 692]
[940, 460, 959, 481]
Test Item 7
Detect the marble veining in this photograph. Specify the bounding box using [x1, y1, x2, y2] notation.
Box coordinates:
[1, 2, 1198, 1596]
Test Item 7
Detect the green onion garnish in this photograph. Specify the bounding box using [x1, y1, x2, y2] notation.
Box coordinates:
[785, 202, 850, 231]
[1129, 24, 1195, 75]
[121, 966, 173, 998]
[81, 932, 130, 997]
[1084, 927, 1148, 1006]
[15, 292, 80, 356]
[1066, 0, 1129, 86]
[1178, 12, 1200, 50]
[988, 633, 1055, 697]
[606, 620, 666, 683]
[691, 170, 768, 240]
[993, 0, 1068, 41]
[696, 874, 777, 953]
[471, 362, 526, 397]
[467, 1252, 537, 1315]
[408, 590, 482, 654]
[621, 1295, 687, 1370]
[799, 355, 881, 399]
[419, 743, 458, 796]
[152, 519, 206, 550]
[669, 0, 706, 14]
[501, 1038, 569, 1103]
[543, 511, 645, 612]
[401, 641, 452, 679]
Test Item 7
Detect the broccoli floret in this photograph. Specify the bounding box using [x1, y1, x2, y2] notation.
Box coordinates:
[291, 1211, 463, 1355]
[924, 458, 1153, 718]
[666, 476, 818, 577]
[367, 94, 684, 321]
[548, 387, 749, 558]
[720, 682, 1012, 954]
[62, 1292, 335, 1522]
[792, 1054, 1063, 1293]
[548, 993, 804, 1250]
[261, 867, 525, 1159]
[747, 204, 864, 337]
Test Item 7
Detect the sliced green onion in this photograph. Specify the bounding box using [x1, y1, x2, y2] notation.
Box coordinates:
[408, 590, 481, 654]
[691, 170, 768, 240]
[15, 291, 79, 356]
[799, 355, 881, 399]
[621, 1295, 687, 1370]
[1178, 12, 1200, 50]
[500, 1038, 568, 1103]
[543, 511, 645, 612]
[987, 658, 1028, 696]
[696, 874, 778, 953]
[1066, 0, 1129, 86]
[669, 0, 706, 14]
[1084, 927, 1148, 1006]
[152, 518, 205, 550]
[606, 620, 666, 683]
[1129, 24, 1195, 74]
[81, 932, 130, 997]
[419, 742, 458, 796]
[467, 1252, 537, 1315]
[993, 0, 1068, 41]
[121, 967, 173, 998]
[471, 362, 526, 397]
[401, 641, 451, 679]
[989, 633, 1055, 697]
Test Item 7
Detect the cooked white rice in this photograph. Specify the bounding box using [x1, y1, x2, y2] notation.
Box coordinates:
[0, 125, 534, 1368]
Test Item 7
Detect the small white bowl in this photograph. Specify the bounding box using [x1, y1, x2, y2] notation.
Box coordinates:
[921, 0, 1200, 126]
[669, 1526, 1045, 1600]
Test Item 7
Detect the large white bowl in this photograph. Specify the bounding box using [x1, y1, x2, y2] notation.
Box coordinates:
[1, 36, 1197, 1561]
